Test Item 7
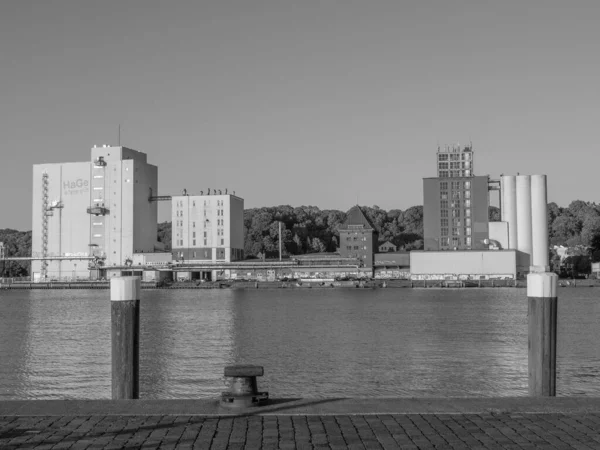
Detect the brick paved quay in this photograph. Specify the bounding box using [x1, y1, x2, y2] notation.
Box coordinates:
[3, 398, 600, 449]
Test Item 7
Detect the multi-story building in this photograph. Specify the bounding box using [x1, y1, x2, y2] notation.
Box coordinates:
[171, 193, 244, 264]
[423, 144, 489, 251]
[31, 146, 158, 280]
[337, 205, 378, 271]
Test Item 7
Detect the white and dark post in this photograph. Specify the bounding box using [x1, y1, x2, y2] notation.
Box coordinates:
[111, 276, 140, 399]
[527, 271, 557, 396]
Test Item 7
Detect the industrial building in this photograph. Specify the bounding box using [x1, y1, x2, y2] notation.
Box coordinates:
[337, 205, 378, 271]
[171, 192, 245, 281]
[423, 144, 489, 251]
[31, 146, 159, 281]
[417, 144, 549, 280]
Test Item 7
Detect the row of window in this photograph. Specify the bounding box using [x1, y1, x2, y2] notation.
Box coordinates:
[176, 239, 225, 247]
[438, 153, 472, 161]
[439, 170, 472, 178]
[440, 199, 472, 209]
[346, 236, 368, 241]
[440, 181, 471, 190]
[440, 190, 471, 200]
[440, 227, 472, 236]
[438, 161, 472, 170]
[175, 199, 226, 208]
[439, 237, 472, 246]
[346, 245, 368, 250]
[174, 219, 226, 227]
[440, 218, 472, 227]
[440, 208, 471, 218]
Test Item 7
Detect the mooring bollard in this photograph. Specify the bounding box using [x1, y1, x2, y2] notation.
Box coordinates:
[221, 365, 268, 408]
[527, 271, 557, 396]
[111, 276, 140, 400]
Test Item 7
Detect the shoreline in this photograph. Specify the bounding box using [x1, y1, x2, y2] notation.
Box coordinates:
[1, 279, 599, 290]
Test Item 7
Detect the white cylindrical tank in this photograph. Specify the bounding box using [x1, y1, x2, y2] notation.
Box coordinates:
[516, 175, 533, 265]
[501, 175, 518, 249]
[531, 175, 549, 269]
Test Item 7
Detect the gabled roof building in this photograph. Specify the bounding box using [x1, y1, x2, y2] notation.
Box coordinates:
[337, 205, 379, 270]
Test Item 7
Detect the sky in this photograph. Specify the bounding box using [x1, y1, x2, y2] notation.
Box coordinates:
[1, 0, 599, 230]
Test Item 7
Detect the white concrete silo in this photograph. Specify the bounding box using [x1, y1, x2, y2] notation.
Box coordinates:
[516, 175, 533, 268]
[501, 175, 518, 249]
[530, 175, 549, 269]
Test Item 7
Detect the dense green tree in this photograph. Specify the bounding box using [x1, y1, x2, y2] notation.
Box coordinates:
[0, 229, 32, 277]
[489, 206, 500, 222]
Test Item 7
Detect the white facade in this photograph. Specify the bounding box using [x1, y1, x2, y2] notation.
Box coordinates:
[410, 250, 517, 280]
[171, 194, 244, 262]
[31, 146, 158, 280]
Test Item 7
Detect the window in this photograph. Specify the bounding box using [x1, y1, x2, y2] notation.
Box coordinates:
[347, 246, 352, 250]
[452, 209, 460, 218]
[465, 208, 471, 217]
[466, 227, 472, 236]
[193, 240, 196, 246]
[440, 181, 448, 190]
[439, 171, 448, 177]
[438, 162, 448, 170]
[441, 237, 449, 246]
[466, 237, 472, 246]
[463, 153, 472, 161]
[450, 154, 460, 161]
[452, 200, 461, 208]
[452, 237, 459, 247]
[452, 191, 461, 198]
[354, 246, 359, 250]
[441, 228, 448, 236]
[464, 190, 471, 199]
[441, 218, 448, 227]
[221, 239, 224, 245]
[192, 201, 195, 207]
[203, 232, 207, 237]
[440, 191, 448, 199]
[441, 209, 448, 217]
[204, 239, 207, 246]
[452, 228, 459, 236]
[464, 181, 471, 189]
[193, 232, 196, 238]
[465, 218, 471, 227]
[440, 200, 448, 208]
[193, 222, 195, 228]
[452, 181, 461, 189]
[453, 218, 461, 227]
[465, 199, 471, 207]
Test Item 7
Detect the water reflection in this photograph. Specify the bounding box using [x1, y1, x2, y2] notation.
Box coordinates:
[0, 287, 599, 399]
[140, 290, 236, 399]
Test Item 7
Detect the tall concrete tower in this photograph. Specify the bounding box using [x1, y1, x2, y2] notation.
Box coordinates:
[31, 146, 158, 280]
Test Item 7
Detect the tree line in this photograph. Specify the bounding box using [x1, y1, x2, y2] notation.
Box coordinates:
[2, 200, 600, 277]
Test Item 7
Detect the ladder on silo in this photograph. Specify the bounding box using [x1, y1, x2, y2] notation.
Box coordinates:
[41, 172, 50, 279]
[88, 156, 108, 259]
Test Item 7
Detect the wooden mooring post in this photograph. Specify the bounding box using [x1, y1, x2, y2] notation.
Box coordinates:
[111, 276, 140, 399]
[527, 271, 557, 396]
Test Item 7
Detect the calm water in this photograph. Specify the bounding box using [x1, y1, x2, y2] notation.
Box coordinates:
[1, 288, 599, 400]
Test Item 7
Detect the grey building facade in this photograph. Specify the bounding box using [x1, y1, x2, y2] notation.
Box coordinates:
[423, 145, 489, 251]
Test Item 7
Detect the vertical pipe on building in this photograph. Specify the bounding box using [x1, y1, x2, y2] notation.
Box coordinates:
[531, 175, 549, 270]
[500, 177, 505, 221]
[278, 221, 282, 261]
[516, 176, 533, 268]
[502, 176, 518, 249]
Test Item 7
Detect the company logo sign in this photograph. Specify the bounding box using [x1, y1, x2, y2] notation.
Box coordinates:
[63, 179, 89, 196]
